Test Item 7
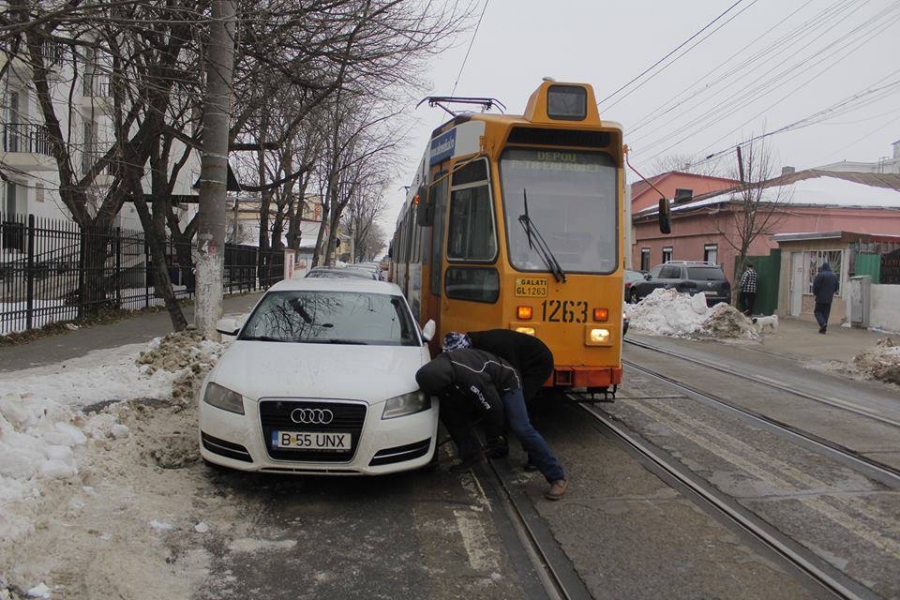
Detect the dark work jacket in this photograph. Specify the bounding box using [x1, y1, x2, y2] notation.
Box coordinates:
[415, 348, 520, 436]
[467, 329, 554, 402]
[813, 264, 839, 304]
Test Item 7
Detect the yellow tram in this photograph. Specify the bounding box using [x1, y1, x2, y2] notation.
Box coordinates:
[390, 80, 668, 396]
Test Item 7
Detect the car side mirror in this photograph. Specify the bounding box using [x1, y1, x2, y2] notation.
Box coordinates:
[644, 273, 651, 280]
[216, 317, 241, 336]
[421, 319, 436, 342]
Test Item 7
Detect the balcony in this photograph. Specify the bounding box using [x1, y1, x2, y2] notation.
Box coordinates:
[0, 123, 56, 171]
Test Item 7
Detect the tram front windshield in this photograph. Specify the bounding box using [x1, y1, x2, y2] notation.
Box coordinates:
[499, 148, 618, 275]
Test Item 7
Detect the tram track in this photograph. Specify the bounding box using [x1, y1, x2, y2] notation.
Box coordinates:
[479, 454, 593, 600]
[571, 399, 880, 600]
[625, 338, 900, 430]
[623, 339, 900, 485]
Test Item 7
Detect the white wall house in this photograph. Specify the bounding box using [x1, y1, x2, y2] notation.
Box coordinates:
[1, 36, 199, 231]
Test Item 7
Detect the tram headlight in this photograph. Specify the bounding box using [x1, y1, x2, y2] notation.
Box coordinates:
[587, 328, 611, 345]
[593, 307, 609, 322]
[514, 326, 536, 336]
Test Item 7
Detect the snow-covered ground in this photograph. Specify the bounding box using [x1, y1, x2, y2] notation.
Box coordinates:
[0, 289, 897, 598]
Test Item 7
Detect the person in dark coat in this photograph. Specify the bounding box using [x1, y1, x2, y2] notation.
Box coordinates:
[812, 262, 839, 334]
[452, 329, 555, 469]
[464, 329, 554, 406]
[415, 340, 569, 500]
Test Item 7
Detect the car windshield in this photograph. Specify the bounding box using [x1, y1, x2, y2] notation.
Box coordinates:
[499, 148, 618, 274]
[625, 270, 644, 283]
[687, 267, 725, 280]
[239, 290, 419, 346]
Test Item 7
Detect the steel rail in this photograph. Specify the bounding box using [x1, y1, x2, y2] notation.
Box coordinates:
[623, 357, 900, 486]
[574, 401, 873, 600]
[625, 338, 900, 430]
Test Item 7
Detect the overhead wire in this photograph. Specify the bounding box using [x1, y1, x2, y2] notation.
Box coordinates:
[630, 0, 876, 150]
[449, 0, 490, 96]
[627, 0, 840, 134]
[647, 8, 900, 162]
[597, 0, 749, 110]
[602, 0, 762, 113]
[631, 1, 900, 169]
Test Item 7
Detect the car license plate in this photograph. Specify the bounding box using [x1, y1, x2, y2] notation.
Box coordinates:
[272, 431, 351, 451]
[704, 291, 717, 296]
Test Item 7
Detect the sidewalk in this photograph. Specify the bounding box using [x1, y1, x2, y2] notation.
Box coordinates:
[0, 292, 263, 373]
[742, 316, 895, 363]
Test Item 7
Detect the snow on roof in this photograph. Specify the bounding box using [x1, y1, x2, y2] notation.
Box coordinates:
[635, 172, 900, 216]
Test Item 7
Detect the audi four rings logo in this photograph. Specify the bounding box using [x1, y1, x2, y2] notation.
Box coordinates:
[290, 408, 334, 425]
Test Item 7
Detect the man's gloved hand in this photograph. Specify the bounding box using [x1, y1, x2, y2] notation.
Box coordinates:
[484, 436, 509, 459]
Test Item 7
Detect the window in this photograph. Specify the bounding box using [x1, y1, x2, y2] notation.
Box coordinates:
[807, 250, 842, 296]
[429, 176, 448, 296]
[82, 121, 95, 174]
[640, 248, 650, 271]
[662, 247, 673, 263]
[445, 267, 499, 303]
[499, 148, 618, 273]
[704, 244, 718, 265]
[659, 265, 681, 279]
[447, 159, 496, 261]
[36, 183, 44, 203]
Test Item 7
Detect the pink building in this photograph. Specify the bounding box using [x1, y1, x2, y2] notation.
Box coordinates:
[631, 170, 900, 285]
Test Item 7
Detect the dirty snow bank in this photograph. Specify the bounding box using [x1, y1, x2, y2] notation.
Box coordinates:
[625, 288, 759, 340]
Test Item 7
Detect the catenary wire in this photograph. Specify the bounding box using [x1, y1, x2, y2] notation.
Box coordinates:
[450, 0, 490, 96]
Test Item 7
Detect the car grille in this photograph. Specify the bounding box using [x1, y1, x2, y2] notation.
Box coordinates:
[259, 399, 367, 462]
[369, 438, 431, 466]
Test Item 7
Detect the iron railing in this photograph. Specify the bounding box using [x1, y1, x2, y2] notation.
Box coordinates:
[1, 123, 51, 155]
[1, 213, 284, 335]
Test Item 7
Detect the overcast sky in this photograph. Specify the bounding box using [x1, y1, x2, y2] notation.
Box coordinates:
[381, 0, 900, 235]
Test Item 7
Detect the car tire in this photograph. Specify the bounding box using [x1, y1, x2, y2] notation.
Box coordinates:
[629, 289, 639, 303]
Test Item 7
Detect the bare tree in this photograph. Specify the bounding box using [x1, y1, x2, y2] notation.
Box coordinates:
[650, 152, 726, 178]
[716, 137, 792, 283]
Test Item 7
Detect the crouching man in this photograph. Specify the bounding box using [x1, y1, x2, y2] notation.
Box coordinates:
[415, 340, 569, 500]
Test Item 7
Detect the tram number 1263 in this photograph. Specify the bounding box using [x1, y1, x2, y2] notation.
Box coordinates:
[541, 299, 588, 323]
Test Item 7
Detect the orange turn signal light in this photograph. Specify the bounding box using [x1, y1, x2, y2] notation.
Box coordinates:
[517, 306, 533, 320]
[593, 307, 609, 322]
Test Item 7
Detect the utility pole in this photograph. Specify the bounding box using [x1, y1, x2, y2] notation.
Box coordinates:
[195, 0, 236, 339]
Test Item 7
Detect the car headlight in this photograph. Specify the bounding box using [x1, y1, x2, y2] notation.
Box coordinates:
[203, 382, 245, 415]
[382, 391, 430, 420]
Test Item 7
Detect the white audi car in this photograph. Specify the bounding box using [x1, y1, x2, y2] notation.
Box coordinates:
[198, 278, 438, 475]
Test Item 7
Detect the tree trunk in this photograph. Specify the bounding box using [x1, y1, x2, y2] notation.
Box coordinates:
[195, 0, 236, 339]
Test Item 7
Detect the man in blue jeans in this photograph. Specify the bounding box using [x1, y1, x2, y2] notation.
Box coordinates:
[415, 335, 568, 500]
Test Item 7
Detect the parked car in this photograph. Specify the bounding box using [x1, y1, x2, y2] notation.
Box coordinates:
[306, 266, 377, 280]
[624, 269, 646, 302]
[199, 278, 439, 475]
[628, 261, 731, 306]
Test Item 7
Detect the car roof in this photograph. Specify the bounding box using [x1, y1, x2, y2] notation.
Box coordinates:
[306, 266, 376, 279]
[267, 277, 403, 296]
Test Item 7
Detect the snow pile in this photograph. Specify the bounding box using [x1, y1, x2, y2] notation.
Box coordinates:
[0, 331, 224, 544]
[625, 288, 758, 340]
[853, 338, 900, 386]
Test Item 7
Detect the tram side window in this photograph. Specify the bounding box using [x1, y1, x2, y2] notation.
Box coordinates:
[447, 159, 496, 261]
[429, 176, 448, 296]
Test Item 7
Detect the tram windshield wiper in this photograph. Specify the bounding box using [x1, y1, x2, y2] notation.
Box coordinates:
[518, 189, 567, 283]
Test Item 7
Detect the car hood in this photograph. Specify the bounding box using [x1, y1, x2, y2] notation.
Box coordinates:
[207, 341, 430, 404]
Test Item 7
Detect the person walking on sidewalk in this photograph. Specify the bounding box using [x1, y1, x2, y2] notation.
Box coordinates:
[813, 262, 839, 334]
[738, 263, 758, 316]
[415, 338, 569, 500]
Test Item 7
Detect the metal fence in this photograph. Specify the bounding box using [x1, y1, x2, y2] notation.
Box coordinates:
[1, 213, 284, 335]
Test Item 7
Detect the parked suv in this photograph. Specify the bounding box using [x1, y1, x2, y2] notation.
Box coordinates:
[628, 261, 731, 306]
